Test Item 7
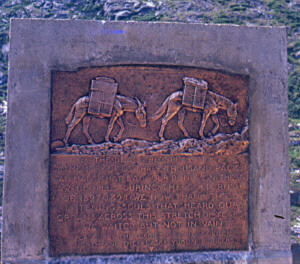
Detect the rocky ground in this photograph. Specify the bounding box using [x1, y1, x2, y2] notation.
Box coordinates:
[0, 0, 299, 248]
[53, 129, 249, 156]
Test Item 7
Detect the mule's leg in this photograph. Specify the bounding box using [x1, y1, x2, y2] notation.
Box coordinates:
[105, 114, 118, 142]
[82, 115, 95, 144]
[114, 116, 125, 142]
[177, 108, 190, 138]
[199, 110, 211, 139]
[211, 114, 220, 135]
[63, 109, 86, 145]
[158, 105, 180, 142]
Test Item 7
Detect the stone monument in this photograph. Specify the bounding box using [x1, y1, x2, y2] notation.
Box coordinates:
[2, 19, 291, 264]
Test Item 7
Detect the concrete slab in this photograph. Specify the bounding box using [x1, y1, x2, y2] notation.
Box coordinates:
[2, 19, 291, 263]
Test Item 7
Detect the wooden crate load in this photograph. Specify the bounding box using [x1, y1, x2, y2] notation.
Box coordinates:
[182, 77, 208, 109]
[88, 77, 118, 117]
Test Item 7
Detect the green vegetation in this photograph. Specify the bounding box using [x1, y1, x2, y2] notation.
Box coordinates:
[290, 117, 300, 238]
[290, 118, 300, 171]
[131, 11, 160, 21]
[291, 205, 300, 243]
[292, 206, 300, 227]
[212, 10, 244, 24]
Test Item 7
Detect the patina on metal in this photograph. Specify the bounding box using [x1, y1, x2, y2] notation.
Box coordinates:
[49, 154, 249, 256]
[62, 83, 146, 145]
[182, 77, 208, 109]
[49, 65, 249, 257]
[88, 77, 118, 117]
[150, 78, 238, 142]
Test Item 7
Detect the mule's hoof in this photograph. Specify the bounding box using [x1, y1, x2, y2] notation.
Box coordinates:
[105, 137, 109, 142]
[113, 137, 120, 142]
[160, 137, 165, 142]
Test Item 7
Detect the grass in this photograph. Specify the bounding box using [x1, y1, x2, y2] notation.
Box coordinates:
[289, 118, 300, 174]
[291, 206, 300, 226]
[291, 205, 300, 244]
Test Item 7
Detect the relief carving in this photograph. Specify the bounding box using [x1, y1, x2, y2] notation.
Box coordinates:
[49, 67, 249, 256]
[150, 77, 238, 141]
[62, 77, 146, 145]
[53, 75, 247, 156]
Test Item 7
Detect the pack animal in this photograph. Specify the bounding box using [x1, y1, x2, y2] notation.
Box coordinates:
[63, 95, 146, 145]
[150, 89, 237, 141]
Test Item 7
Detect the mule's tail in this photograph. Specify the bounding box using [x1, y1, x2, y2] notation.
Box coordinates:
[65, 103, 76, 125]
[149, 96, 169, 122]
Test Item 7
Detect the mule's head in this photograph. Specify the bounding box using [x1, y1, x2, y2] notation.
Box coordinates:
[135, 97, 147, 128]
[227, 103, 238, 126]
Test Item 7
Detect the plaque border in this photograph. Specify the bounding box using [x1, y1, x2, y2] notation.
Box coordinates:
[2, 19, 291, 263]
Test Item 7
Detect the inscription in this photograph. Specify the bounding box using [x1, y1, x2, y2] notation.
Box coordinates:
[49, 154, 248, 256]
[49, 66, 249, 256]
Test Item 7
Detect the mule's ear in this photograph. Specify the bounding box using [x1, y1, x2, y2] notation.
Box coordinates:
[135, 97, 142, 107]
[143, 100, 147, 108]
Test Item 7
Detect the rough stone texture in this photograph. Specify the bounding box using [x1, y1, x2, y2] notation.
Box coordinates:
[53, 133, 249, 155]
[2, 19, 291, 263]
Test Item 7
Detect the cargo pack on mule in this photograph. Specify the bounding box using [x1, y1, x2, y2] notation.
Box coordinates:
[182, 77, 208, 110]
[150, 76, 238, 142]
[88, 77, 118, 117]
[63, 76, 147, 145]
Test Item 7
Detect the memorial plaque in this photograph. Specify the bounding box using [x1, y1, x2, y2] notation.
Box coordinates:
[4, 20, 291, 264]
[49, 66, 249, 256]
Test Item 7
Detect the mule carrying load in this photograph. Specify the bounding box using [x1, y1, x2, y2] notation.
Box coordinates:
[88, 77, 118, 117]
[150, 77, 237, 141]
[182, 77, 208, 110]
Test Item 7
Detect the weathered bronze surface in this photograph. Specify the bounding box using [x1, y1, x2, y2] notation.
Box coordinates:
[88, 77, 118, 117]
[182, 77, 208, 109]
[51, 66, 248, 145]
[49, 154, 249, 256]
[49, 66, 249, 256]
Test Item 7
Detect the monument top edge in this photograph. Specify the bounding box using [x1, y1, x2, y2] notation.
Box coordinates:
[9, 17, 286, 30]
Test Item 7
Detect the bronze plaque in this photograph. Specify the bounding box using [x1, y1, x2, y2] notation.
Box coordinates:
[49, 66, 249, 256]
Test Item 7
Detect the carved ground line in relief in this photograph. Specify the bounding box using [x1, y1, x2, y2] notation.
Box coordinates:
[49, 68, 249, 255]
[51, 76, 247, 152]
